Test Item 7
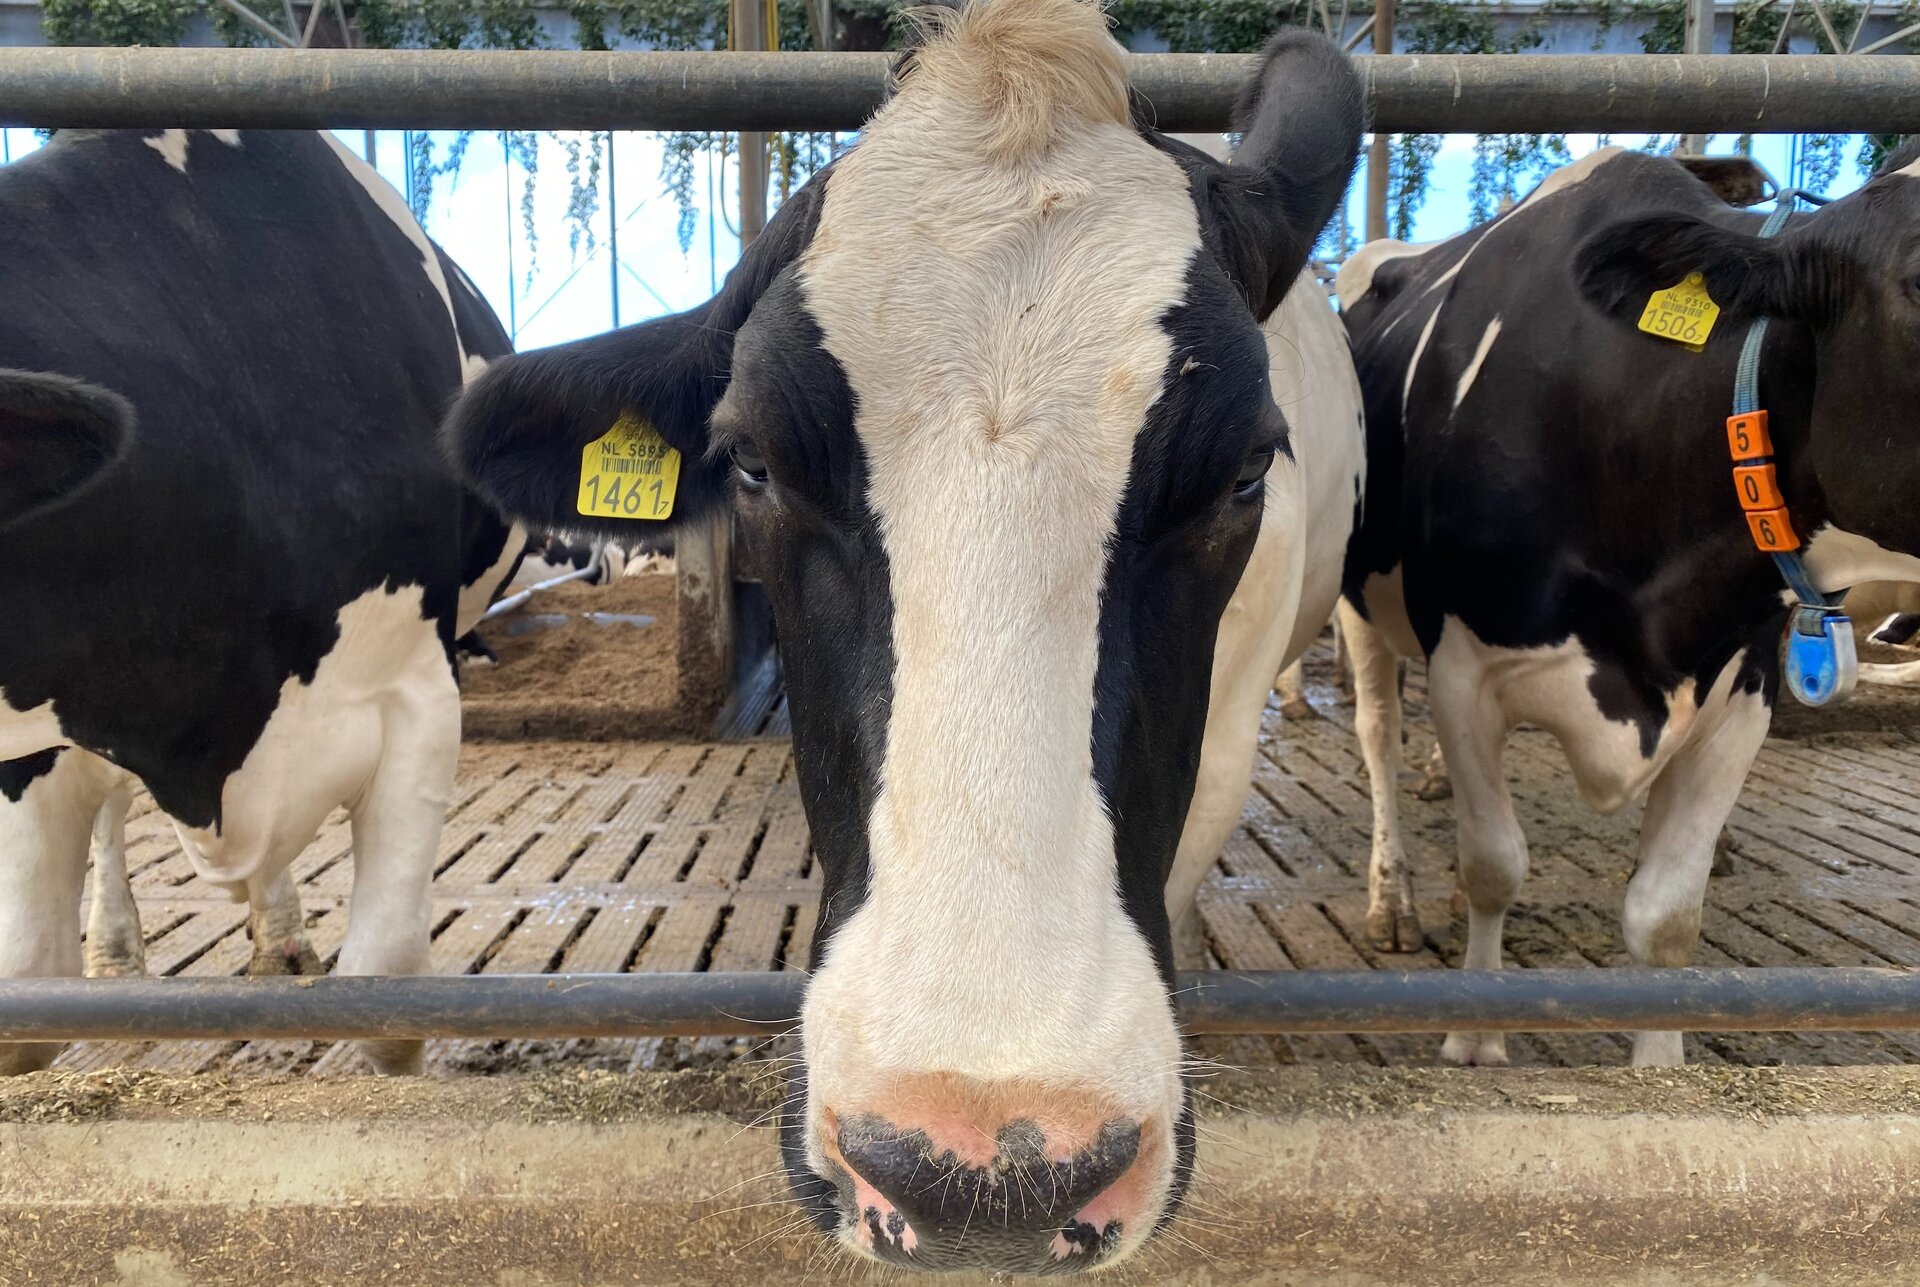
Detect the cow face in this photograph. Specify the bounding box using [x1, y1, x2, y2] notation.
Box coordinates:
[446, 4, 1360, 1272]
[1576, 142, 1920, 561]
[0, 371, 132, 533]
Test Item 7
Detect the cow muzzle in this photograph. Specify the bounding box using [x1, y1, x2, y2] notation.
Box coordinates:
[796, 1073, 1180, 1275]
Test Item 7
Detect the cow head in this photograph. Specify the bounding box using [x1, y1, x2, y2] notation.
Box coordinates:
[1576, 142, 1920, 562]
[0, 370, 133, 533]
[445, 4, 1360, 1271]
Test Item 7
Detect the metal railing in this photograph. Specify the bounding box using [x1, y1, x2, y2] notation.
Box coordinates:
[2, 968, 1917, 1041]
[3, 49, 1919, 134]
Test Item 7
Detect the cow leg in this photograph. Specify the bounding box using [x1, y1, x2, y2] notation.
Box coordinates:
[1429, 645, 1524, 1067]
[1416, 743, 1452, 801]
[1274, 658, 1312, 719]
[0, 750, 116, 1073]
[82, 778, 144, 978]
[1332, 612, 1354, 698]
[1857, 659, 1920, 686]
[246, 867, 320, 977]
[335, 666, 460, 1075]
[1341, 601, 1420, 952]
[1622, 687, 1770, 1067]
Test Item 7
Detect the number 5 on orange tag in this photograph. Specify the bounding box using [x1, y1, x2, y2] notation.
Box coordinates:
[1726, 411, 1772, 460]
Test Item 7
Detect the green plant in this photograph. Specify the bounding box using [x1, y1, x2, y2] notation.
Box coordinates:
[41, 0, 197, 46]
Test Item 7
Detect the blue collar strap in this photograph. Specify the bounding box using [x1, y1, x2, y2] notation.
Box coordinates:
[1727, 187, 1854, 707]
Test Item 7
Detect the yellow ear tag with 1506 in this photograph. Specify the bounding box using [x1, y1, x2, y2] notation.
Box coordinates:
[1636, 272, 1720, 353]
[576, 412, 680, 520]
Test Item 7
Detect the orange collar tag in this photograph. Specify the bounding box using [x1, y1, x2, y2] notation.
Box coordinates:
[1725, 410, 1799, 552]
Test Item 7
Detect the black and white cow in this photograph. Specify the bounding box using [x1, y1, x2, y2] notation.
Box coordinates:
[0, 128, 521, 1073]
[445, 3, 1363, 1271]
[1337, 141, 1920, 1066]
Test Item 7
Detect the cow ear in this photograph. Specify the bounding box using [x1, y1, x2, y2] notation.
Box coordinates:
[0, 370, 133, 531]
[1574, 213, 1807, 328]
[1195, 31, 1364, 322]
[444, 174, 829, 538]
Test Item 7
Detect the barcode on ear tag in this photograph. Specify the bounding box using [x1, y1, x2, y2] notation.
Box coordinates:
[1637, 272, 1720, 352]
[576, 413, 681, 520]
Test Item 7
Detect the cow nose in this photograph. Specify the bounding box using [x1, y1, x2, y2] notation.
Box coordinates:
[828, 1108, 1147, 1273]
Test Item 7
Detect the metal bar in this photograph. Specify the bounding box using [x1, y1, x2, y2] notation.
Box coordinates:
[730, 0, 771, 248]
[1805, 0, 1848, 52]
[1856, 17, 1920, 54]
[1847, 0, 1873, 54]
[1364, 0, 1394, 242]
[1680, 0, 1714, 152]
[1341, 13, 1374, 52]
[606, 130, 619, 329]
[480, 553, 603, 620]
[1773, 0, 1799, 55]
[3, 968, 1919, 1041]
[300, 0, 326, 48]
[4, 50, 1920, 134]
[209, 0, 298, 50]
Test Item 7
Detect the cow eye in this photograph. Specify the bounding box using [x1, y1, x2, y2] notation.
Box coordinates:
[732, 443, 769, 488]
[1234, 446, 1275, 496]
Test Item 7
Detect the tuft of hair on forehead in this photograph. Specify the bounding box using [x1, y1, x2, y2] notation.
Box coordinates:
[898, 0, 1128, 161]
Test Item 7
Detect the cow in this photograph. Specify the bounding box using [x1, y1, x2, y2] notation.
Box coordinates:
[1336, 140, 1920, 1067]
[0, 128, 522, 1075]
[1844, 581, 1920, 684]
[444, 3, 1365, 1270]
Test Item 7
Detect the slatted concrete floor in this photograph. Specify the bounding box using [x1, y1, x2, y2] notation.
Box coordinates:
[52, 644, 1920, 1075]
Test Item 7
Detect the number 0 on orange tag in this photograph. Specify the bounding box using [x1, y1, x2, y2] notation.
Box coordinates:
[1637, 272, 1720, 352]
[576, 413, 681, 521]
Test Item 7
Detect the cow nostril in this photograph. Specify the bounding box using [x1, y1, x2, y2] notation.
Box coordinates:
[831, 1113, 1144, 1268]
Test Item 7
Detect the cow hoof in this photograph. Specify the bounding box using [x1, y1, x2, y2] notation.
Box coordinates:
[1416, 770, 1453, 802]
[0, 1042, 65, 1076]
[1280, 695, 1314, 720]
[1709, 836, 1737, 877]
[1439, 1032, 1509, 1067]
[85, 941, 147, 979]
[250, 939, 323, 978]
[1366, 903, 1424, 953]
[361, 1039, 424, 1076]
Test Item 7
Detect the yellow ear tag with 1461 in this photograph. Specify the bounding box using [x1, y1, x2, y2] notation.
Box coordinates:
[576, 412, 680, 520]
[1636, 272, 1720, 353]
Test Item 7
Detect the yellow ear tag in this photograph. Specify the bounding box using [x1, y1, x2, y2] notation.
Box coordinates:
[575, 412, 681, 520]
[1636, 272, 1720, 352]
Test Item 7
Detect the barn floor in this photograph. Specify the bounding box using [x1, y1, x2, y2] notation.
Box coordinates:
[54, 639, 1920, 1077]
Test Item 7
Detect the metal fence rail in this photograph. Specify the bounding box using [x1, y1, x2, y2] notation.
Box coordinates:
[2, 968, 1917, 1041]
[4, 49, 1920, 134]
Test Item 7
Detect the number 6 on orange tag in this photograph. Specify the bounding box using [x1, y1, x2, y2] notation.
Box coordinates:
[1745, 506, 1800, 552]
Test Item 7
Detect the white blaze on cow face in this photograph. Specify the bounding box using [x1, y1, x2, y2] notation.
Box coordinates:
[792, 2, 1196, 1264]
